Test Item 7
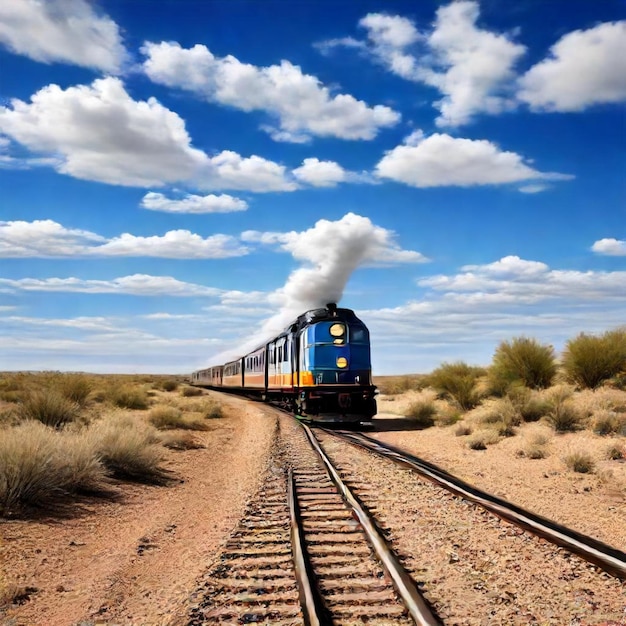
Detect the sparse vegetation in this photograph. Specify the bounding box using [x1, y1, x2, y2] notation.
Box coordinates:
[18, 390, 81, 429]
[426, 362, 485, 411]
[544, 386, 584, 432]
[466, 429, 500, 450]
[109, 385, 150, 410]
[405, 399, 437, 428]
[181, 386, 203, 397]
[606, 444, 624, 460]
[90, 416, 171, 485]
[158, 431, 205, 450]
[56, 373, 93, 406]
[455, 423, 472, 437]
[204, 401, 224, 419]
[375, 374, 427, 395]
[562, 327, 626, 389]
[149, 405, 210, 431]
[563, 450, 595, 473]
[160, 379, 179, 392]
[592, 410, 623, 436]
[489, 337, 557, 391]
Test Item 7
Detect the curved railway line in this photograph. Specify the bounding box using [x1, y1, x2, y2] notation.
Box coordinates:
[185, 404, 626, 625]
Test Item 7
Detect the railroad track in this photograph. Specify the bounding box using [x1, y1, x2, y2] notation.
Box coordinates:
[323, 428, 626, 581]
[185, 406, 625, 625]
[186, 415, 437, 625]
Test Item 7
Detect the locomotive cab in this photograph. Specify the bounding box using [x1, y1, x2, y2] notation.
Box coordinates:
[295, 304, 377, 422]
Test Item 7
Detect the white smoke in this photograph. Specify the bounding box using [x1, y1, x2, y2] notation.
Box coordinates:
[208, 213, 426, 364]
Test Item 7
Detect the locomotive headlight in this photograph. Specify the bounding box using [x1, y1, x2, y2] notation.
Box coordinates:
[336, 356, 348, 368]
[329, 323, 345, 338]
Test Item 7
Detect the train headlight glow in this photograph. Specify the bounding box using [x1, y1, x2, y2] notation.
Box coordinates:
[336, 357, 348, 368]
[329, 323, 345, 338]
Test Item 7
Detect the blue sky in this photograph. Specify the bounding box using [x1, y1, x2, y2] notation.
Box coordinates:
[0, 0, 624, 375]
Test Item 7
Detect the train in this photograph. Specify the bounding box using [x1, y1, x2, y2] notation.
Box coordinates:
[190, 303, 377, 423]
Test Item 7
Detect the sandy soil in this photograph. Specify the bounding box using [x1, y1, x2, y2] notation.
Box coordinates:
[0, 393, 277, 626]
[1, 388, 624, 626]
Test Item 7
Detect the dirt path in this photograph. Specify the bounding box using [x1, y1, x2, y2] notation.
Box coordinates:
[0, 394, 277, 626]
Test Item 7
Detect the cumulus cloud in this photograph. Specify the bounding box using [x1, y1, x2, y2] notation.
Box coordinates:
[0, 77, 208, 187]
[0, 220, 248, 259]
[375, 131, 572, 187]
[518, 21, 626, 111]
[203, 150, 296, 192]
[0, 78, 295, 192]
[292, 158, 347, 187]
[0, 219, 104, 257]
[591, 238, 626, 256]
[325, 2, 525, 127]
[140, 191, 248, 213]
[141, 41, 400, 141]
[0, 0, 127, 72]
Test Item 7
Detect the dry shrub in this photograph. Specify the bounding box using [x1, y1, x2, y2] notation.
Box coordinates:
[543, 385, 583, 432]
[204, 401, 224, 419]
[90, 416, 171, 484]
[149, 405, 209, 431]
[455, 423, 472, 437]
[606, 444, 624, 460]
[592, 410, 624, 436]
[158, 431, 205, 450]
[489, 337, 557, 391]
[57, 374, 93, 406]
[519, 395, 551, 423]
[563, 450, 595, 473]
[519, 430, 551, 459]
[426, 362, 485, 411]
[18, 390, 80, 429]
[0, 422, 110, 515]
[108, 385, 150, 410]
[467, 429, 500, 450]
[181, 386, 203, 397]
[562, 327, 626, 389]
[160, 379, 179, 392]
[405, 398, 437, 428]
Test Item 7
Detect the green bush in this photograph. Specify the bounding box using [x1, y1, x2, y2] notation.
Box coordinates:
[426, 362, 485, 411]
[18, 390, 81, 429]
[489, 337, 556, 391]
[562, 327, 626, 389]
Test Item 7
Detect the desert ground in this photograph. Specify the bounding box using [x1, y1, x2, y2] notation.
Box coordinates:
[1, 373, 625, 625]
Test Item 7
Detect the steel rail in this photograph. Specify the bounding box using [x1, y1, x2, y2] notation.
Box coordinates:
[300, 423, 442, 626]
[287, 468, 332, 626]
[327, 429, 626, 580]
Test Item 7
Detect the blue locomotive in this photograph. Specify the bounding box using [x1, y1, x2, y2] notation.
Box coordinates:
[191, 303, 377, 423]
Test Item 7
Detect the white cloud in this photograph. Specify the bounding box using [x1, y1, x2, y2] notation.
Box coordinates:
[292, 158, 346, 187]
[591, 238, 626, 256]
[140, 191, 248, 213]
[0, 77, 208, 187]
[0, 220, 248, 259]
[518, 21, 626, 111]
[375, 132, 572, 187]
[418, 255, 626, 300]
[0, 79, 296, 192]
[204, 150, 296, 192]
[96, 231, 248, 259]
[353, 3, 525, 127]
[141, 41, 400, 141]
[0, 0, 127, 72]
[518, 184, 548, 194]
[0, 219, 104, 257]
[0, 275, 222, 297]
